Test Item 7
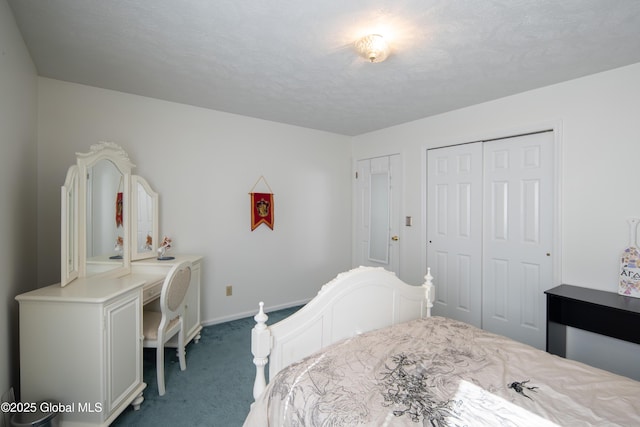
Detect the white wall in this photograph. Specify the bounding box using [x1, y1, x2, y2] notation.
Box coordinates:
[0, 0, 37, 403]
[352, 62, 640, 379]
[12, 0, 640, 390]
[36, 78, 353, 324]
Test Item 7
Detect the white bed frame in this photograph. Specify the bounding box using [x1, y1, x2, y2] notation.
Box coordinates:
[250, 266, 435, 401]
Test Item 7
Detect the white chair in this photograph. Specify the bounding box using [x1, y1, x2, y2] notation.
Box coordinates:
[143, 260, 192, 396]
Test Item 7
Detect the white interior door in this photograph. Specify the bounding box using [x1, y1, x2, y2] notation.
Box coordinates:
[427, 131, 554, 349]
[482, 132, 554, 349]
[427, 143, 483, 327]
[356, 155, 401, 275]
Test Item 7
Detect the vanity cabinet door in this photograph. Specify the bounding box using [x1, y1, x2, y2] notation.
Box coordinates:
[104, 291, 142, 414]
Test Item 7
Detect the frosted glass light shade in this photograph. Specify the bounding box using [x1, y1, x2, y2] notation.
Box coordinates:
[355, 34, 390, 63]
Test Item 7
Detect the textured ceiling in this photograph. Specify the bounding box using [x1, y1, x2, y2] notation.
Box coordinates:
[8, 0, 640, 136]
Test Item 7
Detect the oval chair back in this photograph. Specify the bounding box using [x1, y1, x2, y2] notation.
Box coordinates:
[162, 262, 191, 316]
[143, 260, 192, 396]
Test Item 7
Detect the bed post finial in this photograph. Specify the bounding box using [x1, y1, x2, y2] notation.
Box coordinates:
[251, 302, 272, 403]
[423, 268, 435, 317]
[254, 301, 268, 330]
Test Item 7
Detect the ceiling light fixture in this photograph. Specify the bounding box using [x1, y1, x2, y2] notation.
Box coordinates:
[355, 34, 390, 63]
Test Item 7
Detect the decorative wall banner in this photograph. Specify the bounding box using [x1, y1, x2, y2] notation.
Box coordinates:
[115, 191, 123, 227]
[249, 175, 274, 231]
[250, 192, 274, 231]
[115, 176, 124, 227]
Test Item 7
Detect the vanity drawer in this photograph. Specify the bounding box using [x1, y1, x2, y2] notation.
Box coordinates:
[142, 279, 163, 304]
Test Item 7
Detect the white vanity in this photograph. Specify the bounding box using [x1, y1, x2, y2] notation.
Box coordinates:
[16, 143, 202, 426]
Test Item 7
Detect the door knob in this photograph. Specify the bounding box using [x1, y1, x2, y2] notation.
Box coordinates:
[391, 236, 399, 241]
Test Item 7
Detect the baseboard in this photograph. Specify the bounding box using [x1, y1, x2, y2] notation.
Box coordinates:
[201, 298, 311, 326]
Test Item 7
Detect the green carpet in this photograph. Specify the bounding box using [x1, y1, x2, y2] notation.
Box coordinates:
[112, 306, 300, 426]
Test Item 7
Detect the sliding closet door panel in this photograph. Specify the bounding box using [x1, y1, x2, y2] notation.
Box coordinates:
[458, 183, 472, 237]
[487, 258, 509, 320]
[521, 262, 541, 329]
[427, 143, 483, 327]
[491, 181, 509, 240]
[434, 250, 449, 305]
[482, 132, 553, 350]
[522, 180, 541, 243]
[457, 254, 472, 310]
[435, 184, 448, 235]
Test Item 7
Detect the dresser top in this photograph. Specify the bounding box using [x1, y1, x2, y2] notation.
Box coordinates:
[16, 254, 202, 304]
[545, 284, 640, 315]
[16, 273, 165, 304]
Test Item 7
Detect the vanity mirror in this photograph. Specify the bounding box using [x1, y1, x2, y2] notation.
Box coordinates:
[131, 175, 158, 260]
[61, 142, 159, 286]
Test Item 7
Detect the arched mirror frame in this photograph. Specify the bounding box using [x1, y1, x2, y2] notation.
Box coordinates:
[61, 165, 79, 285]
[61, 142, 134, 286]
[131, 175, 159, 260]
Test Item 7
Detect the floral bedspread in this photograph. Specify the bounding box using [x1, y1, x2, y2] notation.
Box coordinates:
[243, 316, 640, 427]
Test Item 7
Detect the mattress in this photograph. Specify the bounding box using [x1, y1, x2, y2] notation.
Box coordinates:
[244, 316, 640, 426]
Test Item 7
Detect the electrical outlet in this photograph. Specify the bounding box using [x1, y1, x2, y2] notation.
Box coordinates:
[226, 285, 233, 296]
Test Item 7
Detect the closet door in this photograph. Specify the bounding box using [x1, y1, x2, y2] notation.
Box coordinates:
[427, 143, 483, 327]
[482, 132, 554, 349]
[427, 131, 554, 349]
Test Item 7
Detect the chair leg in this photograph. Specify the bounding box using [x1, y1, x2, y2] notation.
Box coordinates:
[178, 327, 186, 371]
[157, 346, 166, 396]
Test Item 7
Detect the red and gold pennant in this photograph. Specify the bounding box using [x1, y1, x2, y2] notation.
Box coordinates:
[250, 192, 274, 231]
[115, 191, 123, 227]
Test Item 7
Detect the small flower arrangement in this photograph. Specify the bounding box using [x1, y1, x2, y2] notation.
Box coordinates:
[110, 236, 124, 260]
[114, 236, 124, 251]
[157, 236, 173, 259]
[143, 234, 153, 251]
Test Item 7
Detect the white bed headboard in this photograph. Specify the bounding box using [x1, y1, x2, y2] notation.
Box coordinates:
[250, 266, 435, 401]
